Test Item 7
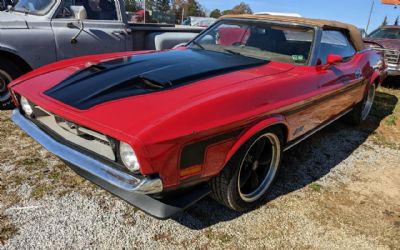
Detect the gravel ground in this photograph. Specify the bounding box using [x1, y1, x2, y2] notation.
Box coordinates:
[1, 86, 399, 249]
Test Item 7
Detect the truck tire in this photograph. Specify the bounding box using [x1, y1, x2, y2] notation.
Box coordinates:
[346, 84, 376, 126]
[210, 127, 283, 212]
[0, 59, 24, 110]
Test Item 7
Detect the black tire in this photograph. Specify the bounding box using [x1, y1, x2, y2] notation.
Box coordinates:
[210, 127, 284, 212]
[0, 59, 24, 110]
[346, 84, 376, 126]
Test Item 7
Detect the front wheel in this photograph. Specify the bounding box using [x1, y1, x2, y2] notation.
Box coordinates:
[210, 127, 283, 212]
[0, 59, 24, 110]
[346, 84, 376, 125]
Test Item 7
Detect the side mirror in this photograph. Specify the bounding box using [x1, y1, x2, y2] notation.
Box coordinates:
[70, 5, 87, 21]
[326, 54, 343, 65]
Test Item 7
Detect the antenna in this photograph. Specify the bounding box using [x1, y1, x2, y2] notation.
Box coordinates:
[366, 0, 375, 33]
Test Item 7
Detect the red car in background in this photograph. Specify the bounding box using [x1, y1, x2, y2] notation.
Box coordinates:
[365, 25, 400, 76]
[9, 15, 385, 219]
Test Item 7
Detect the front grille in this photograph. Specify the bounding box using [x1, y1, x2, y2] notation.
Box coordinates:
[383, 49, 400, 64]
[369, 46, 400, 65]
[30, 105, 116, 161]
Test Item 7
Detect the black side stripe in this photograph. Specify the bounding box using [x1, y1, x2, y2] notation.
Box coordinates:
[283, 80, 365, 116]
[180, 130, 243, 169]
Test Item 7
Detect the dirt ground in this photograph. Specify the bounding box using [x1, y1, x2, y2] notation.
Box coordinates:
[0, 82, 399, 249]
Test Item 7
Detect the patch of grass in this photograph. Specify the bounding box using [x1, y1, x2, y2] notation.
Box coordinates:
[17, 157, 44, 167]
[31, 185, 52, 199]
[204, 230, 234, 244]
[48, 172, 61, 181]
[309, 183, 322, 192]
[371, 132, 398, 150]
[384, 115, 397, 126]
[0, 212, 18, 245]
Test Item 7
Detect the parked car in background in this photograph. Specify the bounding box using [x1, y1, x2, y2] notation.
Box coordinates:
[182, 16, 217, 27]
[365, 25, 400, 76]
[0, 0, 203, 109]
[10, 14, 385, 219]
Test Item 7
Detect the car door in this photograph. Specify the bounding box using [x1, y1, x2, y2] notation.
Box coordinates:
[51, 0, 129, 60]
[314, 30, 365, 122]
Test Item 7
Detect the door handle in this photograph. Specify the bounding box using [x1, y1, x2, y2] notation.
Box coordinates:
[112, 30, 126, 36]
[66, 22, 76, 29]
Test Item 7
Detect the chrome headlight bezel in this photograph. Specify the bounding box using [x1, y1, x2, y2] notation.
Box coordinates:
[119, 141, 141, 173]
[20, 96, 33, 116]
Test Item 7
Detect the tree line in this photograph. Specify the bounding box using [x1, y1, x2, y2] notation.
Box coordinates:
[125, 0, 253, 23]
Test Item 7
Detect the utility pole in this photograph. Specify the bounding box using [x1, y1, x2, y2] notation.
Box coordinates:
[181, 7, 185, 24]
[144, 0, 146, 23]
[366, 0, 375, 33]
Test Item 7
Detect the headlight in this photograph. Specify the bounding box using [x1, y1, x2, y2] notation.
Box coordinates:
[20, 96, 33, 116]
[119, 142, 140, 172]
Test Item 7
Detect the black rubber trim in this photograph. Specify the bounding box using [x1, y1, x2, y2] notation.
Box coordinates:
[180, 129, 242, 169]
[64, 160, 211, 219]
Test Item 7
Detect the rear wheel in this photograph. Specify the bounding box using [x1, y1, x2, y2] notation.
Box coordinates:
[210, 127, 283, 212]
[0, 59, 24, 110]
[346, 84, 376, 125]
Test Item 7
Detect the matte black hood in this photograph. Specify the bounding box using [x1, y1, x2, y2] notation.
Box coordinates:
[45, 49, 267, 110]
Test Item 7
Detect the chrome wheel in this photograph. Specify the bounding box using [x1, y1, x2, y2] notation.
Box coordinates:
[0, 69, 12, 102]
[361, 84, 376, 121]
[237, 133, 281, 203]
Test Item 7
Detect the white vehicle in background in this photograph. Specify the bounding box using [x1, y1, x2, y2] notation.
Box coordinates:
[183, 16, 217, 27]
[255, 12, 302, 17]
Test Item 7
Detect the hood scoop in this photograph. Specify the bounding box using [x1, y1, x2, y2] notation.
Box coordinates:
[45, 49, 267, 110]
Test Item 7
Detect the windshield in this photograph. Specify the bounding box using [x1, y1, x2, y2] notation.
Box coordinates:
[14, 0, 56, 15]
[190, 20, 315, 65]
[368, 28, 400, 39]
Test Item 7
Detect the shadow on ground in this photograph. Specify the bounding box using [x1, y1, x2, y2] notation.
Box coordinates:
[173, 85, 399, 230]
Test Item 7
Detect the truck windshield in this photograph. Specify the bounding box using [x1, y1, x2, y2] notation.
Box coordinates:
[369, 28, 400, 39]
[190, 20, 315, 65]
[14, 0, 55, 15]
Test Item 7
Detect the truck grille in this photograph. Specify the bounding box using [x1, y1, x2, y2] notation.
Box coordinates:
[30, 105, 116, 161]
[370, 46, 400, 65]
[383, 49, 400, 65]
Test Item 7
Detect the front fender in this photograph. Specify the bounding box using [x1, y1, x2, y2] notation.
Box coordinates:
[224, 114, 289, 165]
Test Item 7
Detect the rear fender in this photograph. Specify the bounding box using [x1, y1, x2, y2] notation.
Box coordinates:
[224, 115, 289, 165]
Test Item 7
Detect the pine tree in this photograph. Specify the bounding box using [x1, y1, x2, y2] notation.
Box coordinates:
[125, 0, 139, 12]
[382, 16, 388, 26]
[145, 0, 156, 11]
[186, 0, 205, 17]
[222, 2, 253, 15]
[210, 9, 222, 18]
[156, 0, 171, 12]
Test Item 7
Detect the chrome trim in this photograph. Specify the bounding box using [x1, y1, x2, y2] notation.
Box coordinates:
[33, 105, 116, 161]
[284, 109, 352, 152]
[12, 109, 163, 195]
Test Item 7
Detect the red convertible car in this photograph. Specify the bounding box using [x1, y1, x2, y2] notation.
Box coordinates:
[9, 15, 385, 219]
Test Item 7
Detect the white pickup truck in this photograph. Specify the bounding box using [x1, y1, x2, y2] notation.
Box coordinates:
[0, 0, 204, 109]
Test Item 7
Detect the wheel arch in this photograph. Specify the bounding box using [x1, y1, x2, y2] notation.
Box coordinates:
[370, 69, 382, 88]
[224, 115, 289, 166]
[0, 50, 32, 74]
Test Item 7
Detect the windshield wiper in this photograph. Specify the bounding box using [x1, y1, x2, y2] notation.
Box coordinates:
[223, 48, 243, 56]
[192, 40, 205, 50]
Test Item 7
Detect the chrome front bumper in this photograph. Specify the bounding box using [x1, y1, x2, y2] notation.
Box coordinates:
[386, 63, 400, 76]
[12, 109, 162, 195]
[11, 109, 212, 219]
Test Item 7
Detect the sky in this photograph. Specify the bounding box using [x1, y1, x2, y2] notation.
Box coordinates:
[198, 0, 400, 33]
